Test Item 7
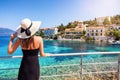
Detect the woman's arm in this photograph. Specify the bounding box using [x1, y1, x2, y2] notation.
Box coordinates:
[8, 33, 19, 54]
[39, 37, 50, 57]
[39, 37, 46, 56]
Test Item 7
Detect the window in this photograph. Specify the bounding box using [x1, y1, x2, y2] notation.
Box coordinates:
[118, 27, 120, 30]
[73, 32, 76, 34]
[87, 33, 89, 36]
[96, 33, 98, 36]
[91, 33, 94, 36]
[79, 32, 82, 34]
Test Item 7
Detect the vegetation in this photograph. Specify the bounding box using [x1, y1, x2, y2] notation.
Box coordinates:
[83, 14, 120, 27]
[57, 24, 65, 32]
[35, 30, 44, 38]
[85, 37, 93, 41]
[83, 18, 98, 27]
[103, 18, 111, 26]
[66, 21, 79, 28]
[37, 14, 120, 40]
[111, 15, 120, 25]
[57, 21, 83, 33]
[57, 14, 120, 31]
[109, 29, 120, 40]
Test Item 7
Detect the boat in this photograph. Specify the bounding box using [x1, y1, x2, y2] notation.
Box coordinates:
[110, 41, 120, 45]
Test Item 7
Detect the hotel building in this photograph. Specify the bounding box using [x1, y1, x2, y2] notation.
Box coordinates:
[86, 26, 107, 41]
[64, 23, 86, 39]
[44, 27, 58, 36]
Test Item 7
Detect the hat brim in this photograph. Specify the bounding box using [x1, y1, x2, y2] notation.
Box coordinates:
[16, 21, 41, 39]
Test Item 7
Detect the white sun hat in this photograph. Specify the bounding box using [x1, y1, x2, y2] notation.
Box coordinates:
[16, 18, 41, 39]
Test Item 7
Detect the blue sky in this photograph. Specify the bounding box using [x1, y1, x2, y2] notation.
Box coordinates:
[0, 0, 120, 30]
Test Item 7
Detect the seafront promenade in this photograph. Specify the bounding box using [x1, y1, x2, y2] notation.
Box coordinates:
[0, 52, 120, 80]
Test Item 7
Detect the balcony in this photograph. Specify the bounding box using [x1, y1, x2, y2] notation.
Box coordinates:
[0, 52, 120, 80]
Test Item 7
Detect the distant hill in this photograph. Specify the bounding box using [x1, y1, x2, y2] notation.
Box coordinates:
[0, 28, 15, 36]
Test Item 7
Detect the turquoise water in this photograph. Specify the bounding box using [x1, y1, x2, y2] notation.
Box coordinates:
[0, 36, 120, 65]
[0, 36, 119, 79]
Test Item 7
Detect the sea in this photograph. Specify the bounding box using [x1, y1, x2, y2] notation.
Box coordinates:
[0, 36, 119, 79]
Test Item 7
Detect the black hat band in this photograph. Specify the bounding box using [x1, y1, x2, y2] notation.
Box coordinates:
[21, 22, 32, 36]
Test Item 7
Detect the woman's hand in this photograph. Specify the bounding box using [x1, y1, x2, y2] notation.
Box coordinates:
[45, 53, 51, 57]
[10, 32, 17, 41]
[8, 32, 19, 54]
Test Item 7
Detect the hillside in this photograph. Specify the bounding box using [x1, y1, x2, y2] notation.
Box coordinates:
[0, 28, 15, 36]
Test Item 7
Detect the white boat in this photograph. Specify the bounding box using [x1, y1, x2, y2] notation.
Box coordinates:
[110, 41, 120, 45]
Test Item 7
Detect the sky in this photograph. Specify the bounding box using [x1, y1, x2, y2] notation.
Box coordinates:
[0, 0, 120, 30]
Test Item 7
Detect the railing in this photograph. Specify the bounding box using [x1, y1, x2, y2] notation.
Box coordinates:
[0, 52, 120, 80]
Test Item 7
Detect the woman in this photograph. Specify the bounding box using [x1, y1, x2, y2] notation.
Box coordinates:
[8, 18, 49, 80]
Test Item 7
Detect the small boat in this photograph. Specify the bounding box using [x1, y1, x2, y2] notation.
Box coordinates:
[111, 41, 120, 45]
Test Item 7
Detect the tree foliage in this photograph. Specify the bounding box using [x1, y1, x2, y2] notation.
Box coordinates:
[57, 24, 65, 32]
[83, 14, 120, 26]
[35, 30, 44, 38]
[83, 18, 98, 26]
[66, 22, 78, 28]
[103, 18, 111, 26]
[111, 15, 120, 25]
[81, 30, 86, 36]
[58, 21, 81, 32]
[109, 29, 120, 40]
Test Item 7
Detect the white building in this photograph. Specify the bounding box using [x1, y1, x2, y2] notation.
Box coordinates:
[44, 27, 58, 36]
[64, 22, 87, 39]
[86, 26, 107, 41]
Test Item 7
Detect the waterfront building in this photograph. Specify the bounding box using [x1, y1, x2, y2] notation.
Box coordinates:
[64, 22, 86, 39]
[40, 28, 45, 32]
[44, 27, 58, 37]
[86, 26, 107, 41]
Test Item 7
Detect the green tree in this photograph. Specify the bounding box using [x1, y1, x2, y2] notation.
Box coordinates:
[111, 15, 120, 25]
[81, 30, 86, 36]
[66, 22, 78, 28]
[103, 18, 111, 26]
[58, 24, 65, 32]
[35, 30, 44, 38]
[83, 20, 92, 26]
[93, 18, 98, 26]
[111, 16, 115, 24]
[109, 29, 120, 40]
[83, 20, 89, 25]
[86, 37, 93, 41]
[83, 18, 98, 26]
